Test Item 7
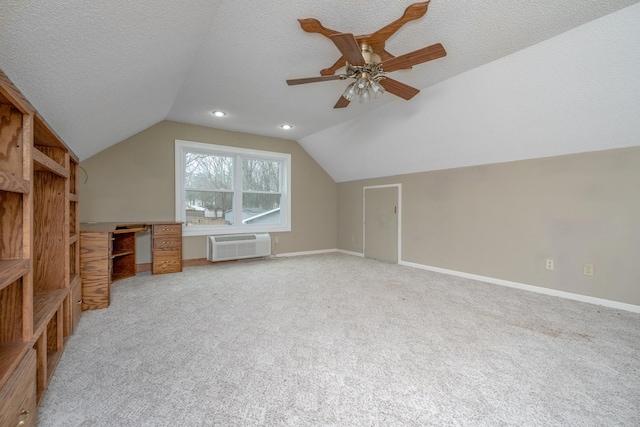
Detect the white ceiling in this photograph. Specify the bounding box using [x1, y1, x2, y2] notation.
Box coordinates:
[1, 0, 639, 181]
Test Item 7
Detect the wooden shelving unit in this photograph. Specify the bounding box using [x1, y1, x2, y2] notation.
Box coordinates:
[0, 69, 80, 425]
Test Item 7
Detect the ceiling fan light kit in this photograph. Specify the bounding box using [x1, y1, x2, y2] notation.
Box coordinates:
[286, 1, 446, 109]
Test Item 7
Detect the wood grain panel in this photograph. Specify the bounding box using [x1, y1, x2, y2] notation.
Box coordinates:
[0, 279, 23, 343]
[33, 115, 64, 150]
[33, 333, 46, 402]
[0, 104, 24, 178]
[32, 290, 66, 339]
[112, 253, 135, 281]
[0, 171, 29, 193]
[152, 238, 181, 250]
[32, 148, 68, 178]
[69, 203, 77, 236]
[0, 341, 30, 394]
[80, 232, 110, 310]
[0, 259, 29, 292]
[34, 146, 65, 166]
[151, 224, 181, 237]
[0, 349, 36, 427]
[152, 251, 182, 274]
[0, 191, 23, 259]
[113, 232, 135, 254]
[32, 172, 65, 291]
[69, 160, 78, 194]
[70, 278, 81, 332]
[68, 242, 76, 277]
[0, 70, 36, 114]
[151, 223, 182, 274]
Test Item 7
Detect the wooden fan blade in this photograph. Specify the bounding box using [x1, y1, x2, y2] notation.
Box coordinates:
[298, 18, 340, 38]
[287, 75, 344, 85]
[365, 2, 430, 47]
[321, 56, 346, 76]
[381, 43, 446, 73]
[379, 78, 420, 100]
[334, 96, 350, 109]
[329, 33, 365, 66]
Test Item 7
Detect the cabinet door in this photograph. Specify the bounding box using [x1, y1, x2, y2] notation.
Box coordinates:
[0, 350, 37, 427]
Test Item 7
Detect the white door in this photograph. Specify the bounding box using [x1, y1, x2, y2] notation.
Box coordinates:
[364, 186, 399, 263]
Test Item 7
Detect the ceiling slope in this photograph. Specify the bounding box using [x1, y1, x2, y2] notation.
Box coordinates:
[300, 3, 640, 182]
[0, 0, 222, 160]
[1, 0, 639, 164]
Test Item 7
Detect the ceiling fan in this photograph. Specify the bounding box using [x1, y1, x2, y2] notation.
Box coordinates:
[286, 1, 446, 108]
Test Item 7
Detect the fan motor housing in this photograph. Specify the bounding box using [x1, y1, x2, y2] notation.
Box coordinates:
[360, 45, 381, 65]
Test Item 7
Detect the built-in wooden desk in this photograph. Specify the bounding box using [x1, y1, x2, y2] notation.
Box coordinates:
[79, 222, 182, 310]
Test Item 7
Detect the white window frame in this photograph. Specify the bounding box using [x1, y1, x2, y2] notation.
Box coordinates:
[175, 140, 291, 236]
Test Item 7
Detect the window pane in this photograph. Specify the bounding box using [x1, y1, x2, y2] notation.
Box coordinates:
[185, 152, 233, 190]
[242, 159, 280, 192]
[242, 193, 281, 225]
[185, 190, 233, 226]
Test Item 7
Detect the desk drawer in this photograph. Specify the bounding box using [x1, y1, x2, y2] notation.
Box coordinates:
[152, 224, 181, 237]
[152, 250, 182, 274]
[153, 237, 181, 250]
[0, 350, 37, 427]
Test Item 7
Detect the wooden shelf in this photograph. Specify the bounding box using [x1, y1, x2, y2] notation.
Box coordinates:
[112, 251, 135, 258]
[32, 289, 67, 340]
[2, 69, 80, 413]
[0, 341, 31, 396]
[34, 114, 66, 150]
[33, 148, 69, 178]
[0, 259, 29, 291]
[114, 226, 147, 234]
[0, 171, 30, 193]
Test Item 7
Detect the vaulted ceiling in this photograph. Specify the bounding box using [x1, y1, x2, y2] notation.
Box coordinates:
[1, 1, 639, 182]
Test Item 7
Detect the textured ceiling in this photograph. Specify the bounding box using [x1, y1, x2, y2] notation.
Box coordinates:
[1, 0, 639, 178]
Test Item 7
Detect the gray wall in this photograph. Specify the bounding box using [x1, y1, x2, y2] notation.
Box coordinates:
[338, 146, 640, 306]
[80, 120, 337, 262]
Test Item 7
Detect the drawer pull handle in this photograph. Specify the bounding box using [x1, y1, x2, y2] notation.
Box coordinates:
[16, 409, 30, 426]
[77, 299, 83, 305]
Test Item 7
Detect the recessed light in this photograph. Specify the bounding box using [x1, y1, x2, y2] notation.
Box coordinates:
[212, 110, 227, 117]
[280, 124, 293, 130]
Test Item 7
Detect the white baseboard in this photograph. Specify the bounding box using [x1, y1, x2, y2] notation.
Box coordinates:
[399, 260, 640, 314]
[276, 248, 338, 258]
[336, 249, 364, 257]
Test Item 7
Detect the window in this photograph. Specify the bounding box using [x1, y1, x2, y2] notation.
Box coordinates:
[175, 140, 291, 236]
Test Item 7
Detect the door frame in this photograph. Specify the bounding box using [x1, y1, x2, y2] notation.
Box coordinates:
[363, 183, 402, 263]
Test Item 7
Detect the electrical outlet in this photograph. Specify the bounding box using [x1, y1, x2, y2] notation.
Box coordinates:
[584, 264, 594, 276]
[351, 235, 355, 243]
[275, 237, 279, 244]
[546, 259, 554, 270]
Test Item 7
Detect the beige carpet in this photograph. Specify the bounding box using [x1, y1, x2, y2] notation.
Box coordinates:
[37, 253, 640, 426]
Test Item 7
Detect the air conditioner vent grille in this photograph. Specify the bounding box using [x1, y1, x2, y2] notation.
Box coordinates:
[207, 233, 271, 261]
[214, 234, 256, 243]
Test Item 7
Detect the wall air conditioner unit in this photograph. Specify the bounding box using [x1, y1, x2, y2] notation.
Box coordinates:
[207, 233, 271, 262]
